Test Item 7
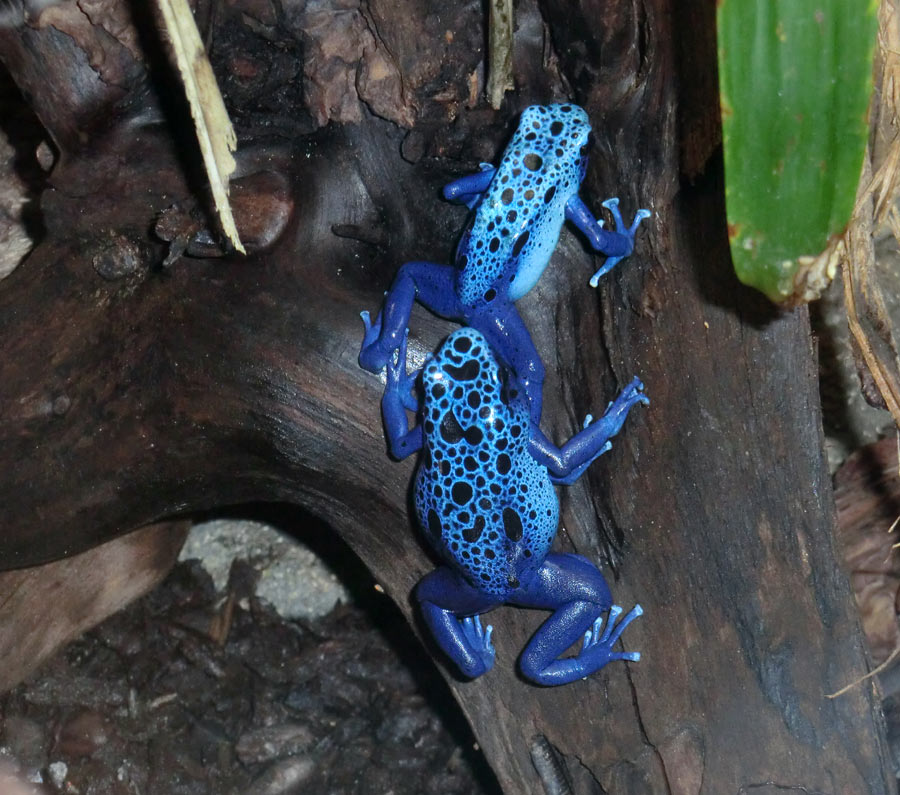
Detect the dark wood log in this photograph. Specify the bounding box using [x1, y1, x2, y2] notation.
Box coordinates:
[0, 0, 894, 791]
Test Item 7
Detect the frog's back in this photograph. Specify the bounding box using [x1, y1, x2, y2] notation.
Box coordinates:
[414, 329, 558, 597]
[456, 104, 592, 307]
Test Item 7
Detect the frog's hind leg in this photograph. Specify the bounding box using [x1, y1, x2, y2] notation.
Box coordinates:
[510, 553, 642, 686]
[359, 262, 463, 373]
[477, 303, 545, 426]
[416, 566, 501, 679]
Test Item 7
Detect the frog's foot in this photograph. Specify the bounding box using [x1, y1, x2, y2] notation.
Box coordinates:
[359, 308, 406, 374]
[580, 605, 642, 665]
[611, 376, 650, 413]
[459, 615, 496, 677]
[385, 329, 421, 412]
[589, 199, 652, 288]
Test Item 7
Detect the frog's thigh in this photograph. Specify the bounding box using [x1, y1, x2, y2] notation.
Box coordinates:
[391, 261, 463, 319]
[509, 552, 612, 610]
[416, 566, 499, 615]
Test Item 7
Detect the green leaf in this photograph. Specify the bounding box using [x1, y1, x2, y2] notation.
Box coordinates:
[717, 0, 878, 304]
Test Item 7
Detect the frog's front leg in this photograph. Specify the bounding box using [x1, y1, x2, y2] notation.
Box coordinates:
[509, 553, 642, 686]
[565, 196, 651, 287]
[359, 262, 462, 373]
[416, 567, 500, 679]
[442, 165, 496, 210]
[529, 376, 648, 481]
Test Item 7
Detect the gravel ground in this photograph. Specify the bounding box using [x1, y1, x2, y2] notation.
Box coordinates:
[0, 560, 500, 795]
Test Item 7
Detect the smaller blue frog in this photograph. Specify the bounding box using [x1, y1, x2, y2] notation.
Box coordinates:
[360, 103, 650, 428]
[381, 327, 645, 686]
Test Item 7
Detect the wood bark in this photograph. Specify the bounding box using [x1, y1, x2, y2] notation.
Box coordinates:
[0, 0, 894, 792]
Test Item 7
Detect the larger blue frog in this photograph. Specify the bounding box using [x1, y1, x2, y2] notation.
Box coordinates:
[381, 327, 645, 686]
[359, 103, 650, 428]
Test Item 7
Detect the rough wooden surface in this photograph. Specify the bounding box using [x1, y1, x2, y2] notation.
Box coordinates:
[0, 0, 894, 791]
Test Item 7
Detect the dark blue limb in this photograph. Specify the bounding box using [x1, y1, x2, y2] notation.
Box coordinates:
[416, 566, 501, 679]
[442, 165, 496, 210]
[528, 376, 648, 480]
[508, 553, 641, 686]
[476, 303, 545, 426]
[359, 262, 463, 373]
[565, 196, 651, 287]
[381, 332, 423, 460]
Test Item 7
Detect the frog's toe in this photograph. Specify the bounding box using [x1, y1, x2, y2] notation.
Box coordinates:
[460, 615, 496, 676]
[589, 256, 623, 288]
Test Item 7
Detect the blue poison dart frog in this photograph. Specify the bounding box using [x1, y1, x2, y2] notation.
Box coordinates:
[359, 103, 651, 428]
[380, 327, 645, 686]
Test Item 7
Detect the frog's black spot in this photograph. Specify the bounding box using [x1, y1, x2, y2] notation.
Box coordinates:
[432, 383, 445, 399]
[427, 509, 442, 538]
[510, 425, 522, 438]
[523, 548, 532, 558]
[550, 120, 564, 136]
[524, 189, 534, 200]
[497, 454, 511, 475]
[493, 418, 506, 432]
[450, 540, 459, 551]
[440, 412, 465, 443]
[562, 104, 572, 112]
[463, 426, 483, 446]
[484, 548, 496, 560]
[479, 406, 492, 419]
[479, 497, 491, 510]
[467, 391, 481, 409]
[501, 174, 509, 183]
[523, 153, 543, 171]
[512, 230, 530, 258]
[487, 221, 495, 232]
[453, 335, 472, 353]
[483, 288, 497, 302]
[481, 572, 490, 580]
[556, 148, 564, 157]
[512, 168, 522, 178]
[532, 121, 540, 129]
[544, 186, 556, 204]
[424, 419, 435, 435]
[529, 510, 537, 520]
[500, 228, 510, 237]
[499, 187, 515, 206]
[525, 132, 536, 141]
[464, 455, 478, 472]
[463, 515, 485, 542]
[495, 437, 508, 451]
[443, 359, 480, 381]
[453, 386, 463, 399]
[478, 450, 490, 462]
[440, 460, 451, 476]
[475, 475, 486, 488]
[452, 481, 473, 505]
[489, 237, 500, 253]
[488, 530, 498, 540]
[503, 508, 523, 541]
[506, 210, 517, 224]
[490, 483, 502, 495]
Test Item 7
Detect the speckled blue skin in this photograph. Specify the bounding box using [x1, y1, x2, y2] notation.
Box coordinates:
[359, 103, 651, 428]
[382, 328, 644, 686]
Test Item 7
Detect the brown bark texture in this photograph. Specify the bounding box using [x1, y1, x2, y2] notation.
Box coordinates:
[0, 0, 894, 792]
